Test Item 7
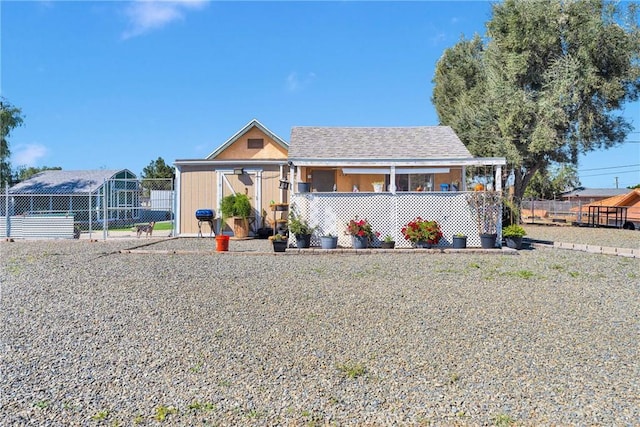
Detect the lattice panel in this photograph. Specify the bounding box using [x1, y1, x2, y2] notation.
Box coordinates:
[290, 192, 502, 248]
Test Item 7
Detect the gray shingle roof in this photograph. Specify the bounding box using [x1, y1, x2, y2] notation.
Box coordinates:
[288, 126, 473, 160]
[561, 187, 631, 198]
[9, 170, 131, 194]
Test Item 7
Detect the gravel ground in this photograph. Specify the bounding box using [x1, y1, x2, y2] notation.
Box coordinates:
[522, 224, 639, 249]
[1, 229, 638, 426]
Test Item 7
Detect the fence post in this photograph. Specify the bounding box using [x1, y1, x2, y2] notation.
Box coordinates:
[88, 190, 92, 239]
[103, 179, 108, 240]
[5, 183, 9, 238]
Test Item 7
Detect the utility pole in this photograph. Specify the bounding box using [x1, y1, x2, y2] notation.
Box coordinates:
[615, 177, 619, 189]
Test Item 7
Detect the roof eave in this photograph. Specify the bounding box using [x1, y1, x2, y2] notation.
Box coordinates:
[174, 159, 289, 168]
[288, 157, 506, 167]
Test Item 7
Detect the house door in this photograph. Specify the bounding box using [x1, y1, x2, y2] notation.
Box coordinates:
[311, 170, 335, 192]
[219, 171, 260, 234]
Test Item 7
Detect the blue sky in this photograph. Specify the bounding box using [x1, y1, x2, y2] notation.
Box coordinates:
[2, 0, 639, 189]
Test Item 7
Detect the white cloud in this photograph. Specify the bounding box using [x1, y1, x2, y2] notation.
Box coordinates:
[12, 144, 49, 167]
[286, 71, 316, 92]
[122, 0, 207, 40]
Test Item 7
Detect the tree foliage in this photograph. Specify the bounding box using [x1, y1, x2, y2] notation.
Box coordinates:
[141, 157, 174, 190]
[0, 99, 24, 187]
[524, 164, 581, 199]
[12, 166, 62, 184]
[432, 0, 640, 205]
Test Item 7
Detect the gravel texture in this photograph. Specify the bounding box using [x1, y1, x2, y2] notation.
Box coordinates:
[523, 224, 639, 249]
[1, 229, 639, 426]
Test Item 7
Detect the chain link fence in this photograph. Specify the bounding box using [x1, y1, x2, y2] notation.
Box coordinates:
[1, 178, 174, 239]
[521, 198, 638, 228]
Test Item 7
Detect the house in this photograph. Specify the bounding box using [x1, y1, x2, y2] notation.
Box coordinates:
[174, 122, 507, 246]
[174, 119, 290, 237]
[287, 126, 507, 248]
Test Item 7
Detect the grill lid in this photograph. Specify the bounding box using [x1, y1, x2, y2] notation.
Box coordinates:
[195, 209, 215, 220]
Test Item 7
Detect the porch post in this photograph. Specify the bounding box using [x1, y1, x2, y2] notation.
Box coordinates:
[495, 165, 502, 192]
[255, 170, 262, 233]
[390, 166, 397, 194]
[462, 166, 467, 191]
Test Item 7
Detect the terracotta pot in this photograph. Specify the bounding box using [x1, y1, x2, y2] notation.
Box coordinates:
[215, 235, 229, 252]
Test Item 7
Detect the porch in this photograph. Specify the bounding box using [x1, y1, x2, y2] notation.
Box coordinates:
[289, 190, 503, 248]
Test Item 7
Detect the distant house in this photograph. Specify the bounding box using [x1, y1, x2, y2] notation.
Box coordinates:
[6, 169, 139, 224]
[174, 119, 290, 236]
[561, 187, 630, 203]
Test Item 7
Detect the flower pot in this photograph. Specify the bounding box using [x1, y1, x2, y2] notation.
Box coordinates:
[452, 236, 467, 249]
[480, 233, 497, 249]
[215, 235, 230, 252]
[415, 240, 432, 249]
[351, 235, 368, 249]
[295, 233, 311, 248]
[505, 236, 523, 250]
[380, 241, 395, 249]
[233, 217, 249, 238]
[298, 182, 311, 193]
[320, 236, 338, 249]
[272, 240, 287, 252]
[372, 183, 383, 192]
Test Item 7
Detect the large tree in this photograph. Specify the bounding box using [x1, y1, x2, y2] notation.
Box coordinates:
[432, 0, 640, 206]
[0, 99, 25, 187]
[141, 157, 175, 191]
[524, 163, 581, 200]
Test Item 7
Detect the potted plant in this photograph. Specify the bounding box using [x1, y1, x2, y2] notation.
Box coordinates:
[345, 217, 377, 249]
[502, 224, 526, 250]
[466, 190, 501, 248]
[288, 206, 315, 248]
[452, 233, 467, 249]
[380, 234, 395, 249]
[269, 233, 287, 252]
[319, 233, 338, 249]
[220, 193, 252, 238]
[401, 217, 443, 248]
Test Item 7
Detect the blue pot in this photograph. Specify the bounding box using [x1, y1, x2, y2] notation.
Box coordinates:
[351, 235, 368, 249]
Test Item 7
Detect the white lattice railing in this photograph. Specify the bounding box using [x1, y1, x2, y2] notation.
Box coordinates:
[289, 192, 503, 248]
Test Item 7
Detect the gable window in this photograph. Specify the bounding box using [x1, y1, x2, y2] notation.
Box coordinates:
[247, 138, 264, 149]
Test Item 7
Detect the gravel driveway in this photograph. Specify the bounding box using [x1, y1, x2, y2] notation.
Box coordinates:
[1, 226, 638, 426]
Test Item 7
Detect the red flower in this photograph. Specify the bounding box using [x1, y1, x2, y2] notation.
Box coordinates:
[401, 218, 443, 244]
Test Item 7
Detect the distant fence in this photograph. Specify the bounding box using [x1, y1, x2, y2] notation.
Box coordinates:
[1, 178, 175, 239]
[522, 199, 639, 228]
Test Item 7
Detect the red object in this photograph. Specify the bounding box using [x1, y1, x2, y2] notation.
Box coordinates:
[215, 235, 229, 252]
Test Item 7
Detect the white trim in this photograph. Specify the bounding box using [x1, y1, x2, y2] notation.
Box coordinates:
[255, 170, 262, 229]
[290, 158, 506, 167]
[174, 159, 288, 167]
[341, 168, 390, 174]
[341, 167, 451, 174]
[175, 167, 182, 235]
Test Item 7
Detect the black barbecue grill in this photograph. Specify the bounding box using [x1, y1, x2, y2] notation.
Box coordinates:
[195, 209, 215, 237]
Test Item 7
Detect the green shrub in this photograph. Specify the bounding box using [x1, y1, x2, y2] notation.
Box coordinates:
[502, 224, 526, 238]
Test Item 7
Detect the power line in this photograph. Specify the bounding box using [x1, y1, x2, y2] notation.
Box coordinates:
[580, 170, 639, 178]
[579, 163, 639, 172]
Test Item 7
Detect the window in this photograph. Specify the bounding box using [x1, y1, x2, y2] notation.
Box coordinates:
[247, 138, 264, 149]
[394, 174, 434, 191]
